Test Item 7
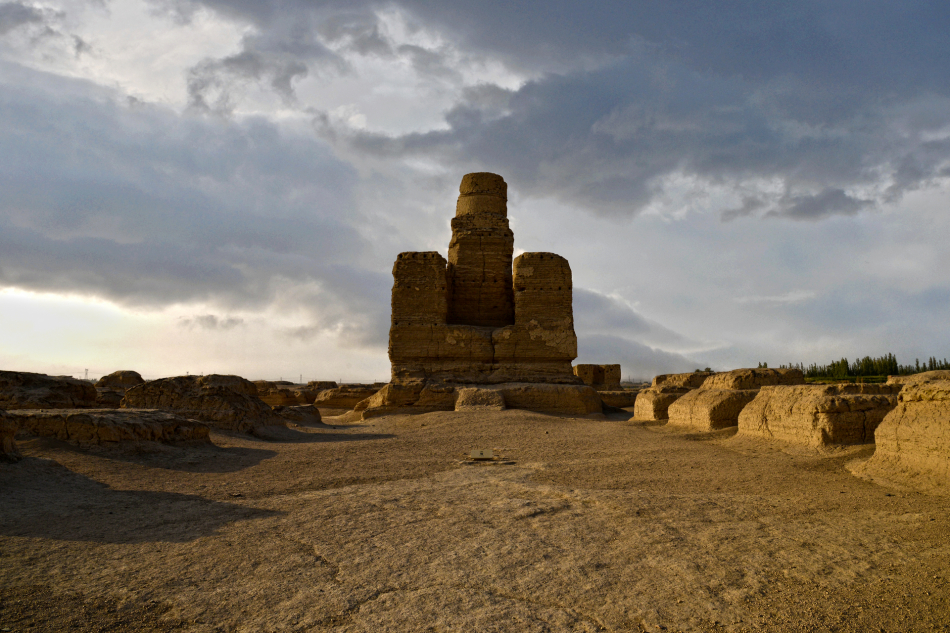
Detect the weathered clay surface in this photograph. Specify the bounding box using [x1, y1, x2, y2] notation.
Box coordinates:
[700, 368, 805, 390]
[380, 173, 586, 416]
[598, 390, 640, 408]
[254, 381, 310, 407]
[1, 410, 21, 462]
[455, 388, 506, 411]
[849, 379, 950, 494]
[0, 371, 97, 410]
[632, 386, 693, 420]
[122, 375, 279, 432]
[574, 364, 621, 391]
[95, 371, 144, 390]
[668, 389, 761, 431]
[313, 385, 383, 409]
[446, 172, 514, 328]
[652, 372, 713, 389]
[738, 384, 901, 447]
[272, 404, 323, 425]
[886, 370, 950, 387]
[95, 389, 125, 409]
[8, 409, 209, 445]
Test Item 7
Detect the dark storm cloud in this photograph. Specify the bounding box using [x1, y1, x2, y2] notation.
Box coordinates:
[164, 0, 948, 220]
[577, 335, 700, 381]
[0, 2, 45, 34]
[573, 289, 693, 349]
[0, 62, 390, 348]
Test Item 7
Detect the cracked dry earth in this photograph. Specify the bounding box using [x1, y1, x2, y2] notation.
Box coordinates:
[1, 410, 949, 633]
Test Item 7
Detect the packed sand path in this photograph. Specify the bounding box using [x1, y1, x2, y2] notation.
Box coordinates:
[1, 410, 949, 632]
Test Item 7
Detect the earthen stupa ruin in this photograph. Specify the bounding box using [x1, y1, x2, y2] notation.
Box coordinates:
[356, 173, 600, 417]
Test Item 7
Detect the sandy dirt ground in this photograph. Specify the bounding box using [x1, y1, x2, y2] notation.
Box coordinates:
[1, 409, 949, 632]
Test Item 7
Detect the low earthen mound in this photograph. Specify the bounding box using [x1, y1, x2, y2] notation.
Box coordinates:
[8, 409, 209, 445]
[455, 388, 506, 411]
[0, 371, 97, 410]
[738, 384, 901, 447]
[598, 390, 640, 409]
[95, 370, 144, 390]
[313, 384, 383, 409]
[122, 375, 279, 432]
[700, 368, 804, 390]
[1, 410, 21, 462]
[254, 382, 310, 407]
[667, 389, 759, 432]
[306, 380, 339, 391]
[886, 370, 950, 387]
[632, 386, 692, 420]
[849, 379, 950, 494]
[652, 372, 713, 389]
[272, 404, 323, 425]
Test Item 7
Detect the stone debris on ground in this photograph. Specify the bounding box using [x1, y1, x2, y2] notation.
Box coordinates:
[121, 374, 282, 433]
[849, 373, 950, 494]
[737, 383, 901, 447]
[7, 408, 210, 445]
[0, 371, 97, 410]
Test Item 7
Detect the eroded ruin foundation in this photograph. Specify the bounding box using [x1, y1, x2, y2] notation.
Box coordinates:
[357, 173, 599, 417]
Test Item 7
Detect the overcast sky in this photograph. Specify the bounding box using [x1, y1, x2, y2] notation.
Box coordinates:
[2, 0, 949, 382]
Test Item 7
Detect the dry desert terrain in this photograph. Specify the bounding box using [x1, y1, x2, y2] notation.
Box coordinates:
[2, 409, 949, 632]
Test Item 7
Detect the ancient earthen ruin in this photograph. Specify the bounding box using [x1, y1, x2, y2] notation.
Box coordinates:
[357, 172, 599, 416]
[666, 368, 805, 431]
[737, 383, 900, 446]
[849, 372, 950, 493]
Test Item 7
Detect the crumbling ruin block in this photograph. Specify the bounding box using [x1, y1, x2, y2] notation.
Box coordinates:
[667, 389, 760, 431]
[9, 409, 210, 445]
[737, 383, 900, 446]
[573, 364, 622, 391]
[455, 388, 506, 411]
[95, 371, 145, 390]
[122, 374, 280, 432]
[849, 374, 950, 494]
[633, 386, 692, 420]
[0, 371, 97, 410]
[665, 368, 807, 431]
[313, 384, 384, 409]
[368, 172, 598, 417]
[631, 372, 714, 420]
[700, 368, 804, 390]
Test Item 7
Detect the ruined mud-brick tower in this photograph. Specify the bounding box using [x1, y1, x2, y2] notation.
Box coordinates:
[360, 172, 599, 416]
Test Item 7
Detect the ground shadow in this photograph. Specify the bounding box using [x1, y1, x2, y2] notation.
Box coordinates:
[16, 436, 279, 474]
[249, 425, 395, 443]
[0, 458, 282, 544]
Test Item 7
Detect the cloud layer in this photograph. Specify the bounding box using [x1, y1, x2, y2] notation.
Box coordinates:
[1, 0, 949, 379]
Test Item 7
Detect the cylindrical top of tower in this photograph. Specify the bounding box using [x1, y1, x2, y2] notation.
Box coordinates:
[456, 172, 507, 217]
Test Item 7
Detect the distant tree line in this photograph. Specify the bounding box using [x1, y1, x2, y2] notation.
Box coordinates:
[758, 353, 950, 379]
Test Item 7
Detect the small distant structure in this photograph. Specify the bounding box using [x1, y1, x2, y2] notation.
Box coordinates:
[573, 364, 621, 392]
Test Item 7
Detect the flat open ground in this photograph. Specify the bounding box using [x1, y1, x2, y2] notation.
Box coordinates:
[2, 410, 949, 632]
